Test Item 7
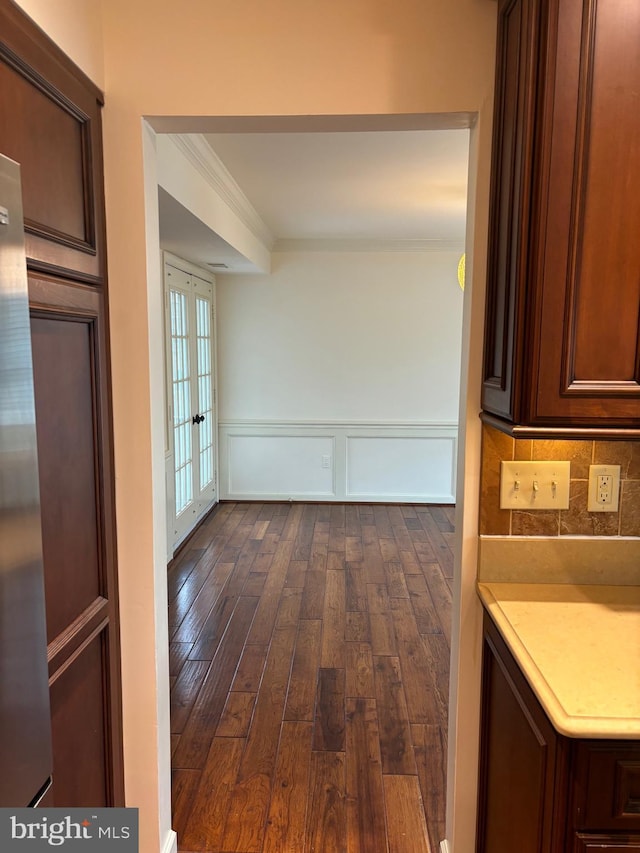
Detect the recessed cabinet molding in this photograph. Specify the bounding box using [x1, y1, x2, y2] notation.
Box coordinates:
[481, 0, 640, 434]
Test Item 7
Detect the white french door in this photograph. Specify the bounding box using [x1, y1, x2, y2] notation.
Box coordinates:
[164, 258, 217, 548]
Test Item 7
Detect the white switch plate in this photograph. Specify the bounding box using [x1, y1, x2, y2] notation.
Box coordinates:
[587, 464, 620, 512]
[500, 460, 571, 509]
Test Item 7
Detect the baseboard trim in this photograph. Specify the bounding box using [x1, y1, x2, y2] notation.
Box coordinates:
[161, 829, 177, 853]
[440, 840, 450, 853]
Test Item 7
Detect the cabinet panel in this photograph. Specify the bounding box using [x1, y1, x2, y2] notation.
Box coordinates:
[30, 311, 101, 642]
[477, 616, 563, 852]
[535, 0, 640, 422]
[572, 742, 640, 832]
[482, 0, 540, 421]
[49, 632, 109, 807]
[0, 1, 105, 283]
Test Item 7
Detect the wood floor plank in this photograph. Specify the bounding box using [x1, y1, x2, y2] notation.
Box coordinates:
[422, 563, 452, 647]
[173, 595, 259, 769]
[430, 505, 455, 533]
[412, 723, 447, 853]
[300, 545, 327, 621]
[179, 737, 245, 852]
[306, 751, 346, 853]
[406, 574, 442, 635]
[373, 656, 417, 775]
[275, 586, 302, 630]
[345, 561, 367, 611]
[171, 659, 211, 734]
[172, 768, 201, 846]
[292, 504, 318, 560]
[360, 525, 386, 583]
[263, 721, 313, 853]
[285, 559, 308, 588]
[167, 548, 206, 608]
[390, 598, 441, 725]
[385, 560, 409, 599]
[216, 691, 256, 737]
[285, 619, 322, 721]
[379, 537, 400, 563]
[345, 610, 371, 643]
[367, 584, 396, 656]
[280, 503, 304, 541]
[171, 561, 235, 644]
[188, 591, 239, 660]
[243, 572, 268, 597]
[421, 632, 451, 728]
[345, 698, 387, 853]
[222, 625, 298, 850]
[345, 505, 360, 537]
[345, 642, 375, 699]
[373, 505, 393, 539]
[313, 667, 345, 751]
[383, 775, 431, 853]
[399, 548, 423, 575]
[321, 569, 346, 668]
[169, 642, 194, 677]
[417, 509, 454, 579]
[231, 643, 268, 693]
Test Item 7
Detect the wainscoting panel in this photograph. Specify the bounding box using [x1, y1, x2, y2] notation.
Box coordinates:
[346, 435, 456, 501]
[219, 421, 457, 503]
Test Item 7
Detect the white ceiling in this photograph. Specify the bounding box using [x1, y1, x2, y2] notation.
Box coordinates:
[158, 128, 470, 271]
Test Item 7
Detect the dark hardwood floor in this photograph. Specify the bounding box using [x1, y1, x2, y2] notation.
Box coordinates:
[169, 502, 454, 853]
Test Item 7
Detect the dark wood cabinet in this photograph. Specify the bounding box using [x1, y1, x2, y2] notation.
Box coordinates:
[0, 0, 123, 807]
[477, 613, 640, 852]
[482, 0, 640, 435]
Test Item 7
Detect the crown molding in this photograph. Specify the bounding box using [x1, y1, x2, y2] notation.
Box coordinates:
[272, 237, 465, 253]
[169, 134, 275, 249]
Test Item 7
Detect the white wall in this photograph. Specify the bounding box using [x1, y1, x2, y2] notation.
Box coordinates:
[217, 249, 463, 502]
[218, 250, 463, 422]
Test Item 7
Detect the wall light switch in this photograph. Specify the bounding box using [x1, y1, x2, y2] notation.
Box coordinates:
[587, 464, 620, 512]
[321, 455, 331, 469]
[500, 460, 571, 509]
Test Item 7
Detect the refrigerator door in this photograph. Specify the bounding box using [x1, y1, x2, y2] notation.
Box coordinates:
[0, 154, 53, 806]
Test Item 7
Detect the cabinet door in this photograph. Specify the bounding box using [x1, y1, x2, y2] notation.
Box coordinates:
[530, 0, 640, 425]
[482, 0, 541, 422]
[477, 614, 567, 853]
[0, 2, 106, 283]
[30, 275, 122, 806]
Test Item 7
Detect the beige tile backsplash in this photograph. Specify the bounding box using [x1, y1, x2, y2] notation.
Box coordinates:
[480, 424, 640, 537]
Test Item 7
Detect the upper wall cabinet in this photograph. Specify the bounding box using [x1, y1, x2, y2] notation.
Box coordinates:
[0, 1, 105, 284]
[482, 0, 640, 435]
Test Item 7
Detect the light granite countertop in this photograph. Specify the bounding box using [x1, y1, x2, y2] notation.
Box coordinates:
[477, 582, 640, 739]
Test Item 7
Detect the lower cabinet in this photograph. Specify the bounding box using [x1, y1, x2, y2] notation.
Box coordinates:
[477, 613, 640, 852]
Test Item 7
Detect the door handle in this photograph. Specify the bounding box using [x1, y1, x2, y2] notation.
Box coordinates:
[192, 414, 204, 425]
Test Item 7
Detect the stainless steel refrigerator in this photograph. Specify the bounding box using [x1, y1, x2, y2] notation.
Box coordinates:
[0, 153, 53, 806]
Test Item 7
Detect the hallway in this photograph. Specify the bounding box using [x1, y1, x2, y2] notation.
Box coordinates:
[169, 502, 453, 852]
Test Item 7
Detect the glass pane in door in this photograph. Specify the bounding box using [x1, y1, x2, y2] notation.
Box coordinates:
[195, 294, 214, 491]
[170, 289, 193, 515]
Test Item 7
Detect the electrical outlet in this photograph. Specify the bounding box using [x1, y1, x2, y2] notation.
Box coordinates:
[500, 461, 571, 509]
[587, 464, 620, 512]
